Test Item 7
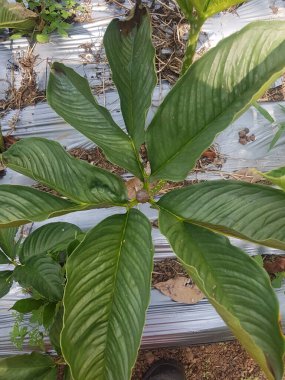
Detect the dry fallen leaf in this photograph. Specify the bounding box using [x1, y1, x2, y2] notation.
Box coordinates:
[154, 276, 204, 304]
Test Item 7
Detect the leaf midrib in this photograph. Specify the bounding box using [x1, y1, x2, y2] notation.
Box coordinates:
[150, 44, 285, 178]
[102, 210, 130, 378]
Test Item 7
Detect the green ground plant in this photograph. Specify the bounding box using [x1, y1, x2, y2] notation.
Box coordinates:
[1, 2, 285, 380]
[0, 0, 84, 42]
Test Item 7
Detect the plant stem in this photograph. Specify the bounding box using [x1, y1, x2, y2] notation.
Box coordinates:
[181, 18, 204, 75]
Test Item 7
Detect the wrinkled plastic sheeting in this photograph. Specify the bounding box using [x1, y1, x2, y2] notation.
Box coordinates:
[2, 99, 285, 185]
[1, 0, 285, 99]
[1, 267, 285, 355]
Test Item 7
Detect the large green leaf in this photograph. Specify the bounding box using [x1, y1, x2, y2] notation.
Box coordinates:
[158, 180, 285, 250]
[147, 21, 285, 181]
[47, 63, 143, 179]
[0, 270, 13, 298]
[0, 352, 56, 380]
[0, 0, 38, 30]
[13, 255, 64, 301]
[104, 4, 156, 150]
[61, 209, 154, 380]
[178, 0, 247, 19]
[0, 185, 86, 228]
[0, 227, 17, 259]
[259, 167, 285, 191]
[19, 222, 82, 263]
[2, 138, 128, 206]
[159, 210, 284, 380]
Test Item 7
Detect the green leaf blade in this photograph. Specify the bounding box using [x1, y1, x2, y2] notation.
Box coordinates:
[259, 167, 285, 191]
[0, 270, 13, 298]
[269, 124, 285, 150]
[47, 63, 143, 179]
[0, 352, 56, 380]
[13, 256, 64, 302]
[104, 5, 156, 150]
[0, 227, 17, 259]
[188, 0, 247, 18]
[19, 222, 82, 263]
[158, 180, 285, 250]
[11, 298, 46, 313]
[61, 209, 154, 380]
[0, 185, 85, 228]
[159, 210, 285, 380]
[147, 21, 285, 181]
[0, 0, 38, 30]
[3, 137, 128, 206]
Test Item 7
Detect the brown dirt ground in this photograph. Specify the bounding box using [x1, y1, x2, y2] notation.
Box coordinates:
[143, 258, 284, 380]
[132, 341, 270, 380]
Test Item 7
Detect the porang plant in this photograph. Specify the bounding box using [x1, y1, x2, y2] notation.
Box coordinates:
[1, 1, 285, 379]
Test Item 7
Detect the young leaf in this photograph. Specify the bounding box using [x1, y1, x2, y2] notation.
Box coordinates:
[0, 0, 38, 30]
[0, 227, 17, 259]
[13, 256, 64, 302]
[11, 298, 46, 313]
[270, 123, 285, 150]
[61, 209, 154, 380]
[3, 137, 128, 206]
[253, 102, 275, 123]
[49, 307, 63, 355]
[0, 185, 86, 228]
[0, 352, 57, 380]
[0, 270, 13, 298]
[19, 222, 82, 263]
[43, 302, 57, 329]
[104, 4, 156, 150]
[147, 21, 285, 181]
[47, 63, 144, 179]
[259, 167, 285, 192]
[158, 180, 285, 250]
[178, 0, 247, 19]
[159, 210, 284, 380]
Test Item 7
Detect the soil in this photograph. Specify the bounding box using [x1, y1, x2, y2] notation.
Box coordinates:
[132, 341, 268, 380]
[152, 256, 285, 286]
[68, 146, 126, 175]
[152, 258, 188, 285]
[260, 75, 285, 102]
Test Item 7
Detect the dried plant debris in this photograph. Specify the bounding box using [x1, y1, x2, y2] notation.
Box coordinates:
[238, 128, 256, 145]
[0, 49, 45, 117]
[152, 258, 188, 285]
[126, 177, 143, 199]
[68, 146, 126, 175]
[105, 0, 189, 84]
[32, 183, 60, 196]
[260, 74, 285, 102]
[195, 145, 225, 170]
[154, 276, 204, 304]
[263, 256, 285, 274]
[226, 168, 268, 184]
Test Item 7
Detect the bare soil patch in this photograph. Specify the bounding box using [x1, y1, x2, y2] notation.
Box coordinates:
[132, 341, 268, 380]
